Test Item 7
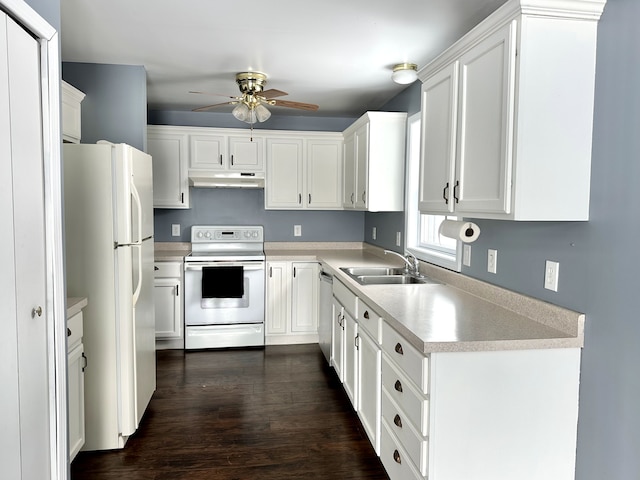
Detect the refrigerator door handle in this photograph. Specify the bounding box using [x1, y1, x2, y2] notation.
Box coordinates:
[132, 244, 143, 305]
[130, 176, 143, 246]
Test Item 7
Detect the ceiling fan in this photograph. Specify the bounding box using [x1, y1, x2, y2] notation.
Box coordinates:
[190, 72, 319, 124]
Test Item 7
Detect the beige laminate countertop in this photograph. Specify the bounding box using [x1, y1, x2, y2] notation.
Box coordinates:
[267, 244, 584, 354]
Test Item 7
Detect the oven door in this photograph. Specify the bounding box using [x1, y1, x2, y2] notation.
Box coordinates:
[184, 260, 265, 326]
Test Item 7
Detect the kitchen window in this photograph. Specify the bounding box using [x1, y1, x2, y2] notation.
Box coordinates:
[405, 112, 462, 271]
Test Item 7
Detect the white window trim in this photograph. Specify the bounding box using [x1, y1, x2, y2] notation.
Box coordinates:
[404, 112, 462, 272]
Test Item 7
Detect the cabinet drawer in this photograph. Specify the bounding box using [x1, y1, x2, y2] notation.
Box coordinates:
[67, 311, 83, 351]
[333, 278, 357, 318]
[382, 390, 428, 476]
[154, 261, 182, 278]
[382, 322, 429, 394]
[380, 419, 423, 480]
[382, 354, 429, 437]
[357, 298, 382, 343]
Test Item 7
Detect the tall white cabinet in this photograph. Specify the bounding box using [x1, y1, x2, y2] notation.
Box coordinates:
[0, 4, 64, 478]
[418, 0, 604, 220]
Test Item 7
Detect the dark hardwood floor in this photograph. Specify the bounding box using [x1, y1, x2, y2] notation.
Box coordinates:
[71, 344, 389, 479]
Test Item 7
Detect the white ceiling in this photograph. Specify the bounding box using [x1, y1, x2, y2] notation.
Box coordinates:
[60, 0, 507, 118]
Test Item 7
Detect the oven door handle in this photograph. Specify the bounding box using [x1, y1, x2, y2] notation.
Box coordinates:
[184, 263, 264, 271]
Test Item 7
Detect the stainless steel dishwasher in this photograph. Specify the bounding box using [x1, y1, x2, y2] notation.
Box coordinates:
[318, 269, 333, 363]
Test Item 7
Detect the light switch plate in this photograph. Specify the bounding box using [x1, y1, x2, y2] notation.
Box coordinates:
[171, 224, 180, 237]
[463, 245, 471, 267]
[544, 260, 559, 292]
[294, 225, 302, 237]
[396, 232, 402, 247]
[487, 249, 497, 274]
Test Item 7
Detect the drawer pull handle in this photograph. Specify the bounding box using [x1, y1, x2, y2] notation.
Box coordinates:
[67, 327, 72, 337]
[395, 342, 404, 355]
[394, 380, 403, 393]
[393, 449, 401, 464]
[363, 310, 369, 319]
[393, 414, 402, 428]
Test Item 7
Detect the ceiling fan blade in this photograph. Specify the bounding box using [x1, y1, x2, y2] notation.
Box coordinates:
[192, 101, 236, 112]
[272, 99, 319, 111]
[261, 89, 288, 99]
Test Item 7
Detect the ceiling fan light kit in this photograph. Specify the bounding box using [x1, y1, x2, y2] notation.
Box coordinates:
[392, 63, 418, 84]
[192, 71, 319, 126]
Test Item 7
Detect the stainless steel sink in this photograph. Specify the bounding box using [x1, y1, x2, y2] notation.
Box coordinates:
[340, 267, 441, 286]
[340, 266, 407, 277]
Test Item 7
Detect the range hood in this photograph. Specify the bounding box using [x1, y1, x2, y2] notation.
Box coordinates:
[189, 172, 265, 189]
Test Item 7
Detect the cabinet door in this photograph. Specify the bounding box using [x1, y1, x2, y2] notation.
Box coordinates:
[148, 131, 190, 208]
[229, 136, 264, 171]
[342, 134, 356, 208]
[265, 138, 304, 209]
[67, 342, 85, 461]
[190, 134, 226, 171]
[266, 262, 290, 335]
[291, 262, 319, 333]
[153, 277, 182, 338]
[306, 140, 342, 209]
[354, 124, 369, 209]
[419, 63, 458, 214]
[331, 298, 345, 382]
[358, 330, 381, 454]
[455, 21, 516, 215]
[344, 311, 358, 408]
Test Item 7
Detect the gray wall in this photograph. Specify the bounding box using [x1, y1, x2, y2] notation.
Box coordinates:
[154, 188, 364, 242]
[364, 81, 422, 252]
[62, 62, 147, 151]
[460, 1, 640, 477]
[25, 0, 59, 30]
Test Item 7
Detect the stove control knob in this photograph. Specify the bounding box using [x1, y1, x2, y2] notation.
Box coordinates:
[244, 231, 251, 238]
[205, 231, 212, 239]
[197, 231, 204, 238]
[252, 231, 259, 238]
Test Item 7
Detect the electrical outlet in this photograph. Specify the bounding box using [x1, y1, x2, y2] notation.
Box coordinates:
[487, 249, 497, 274]
[463, 245, 471, 267]
[294, 225, 302, 237]
[171, 224, 180, 237]
[544, 260, 560, 292]
[396, 232, 402, 247]
[372, 227, 377, 240]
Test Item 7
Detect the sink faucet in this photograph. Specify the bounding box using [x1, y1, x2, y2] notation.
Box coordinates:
[384, 250, 420, 276]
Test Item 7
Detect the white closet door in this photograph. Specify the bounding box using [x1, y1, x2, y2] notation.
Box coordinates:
[0, 10, 50, 479]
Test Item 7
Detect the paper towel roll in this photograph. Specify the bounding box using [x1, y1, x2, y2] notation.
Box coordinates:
[438, 220, 481, 243]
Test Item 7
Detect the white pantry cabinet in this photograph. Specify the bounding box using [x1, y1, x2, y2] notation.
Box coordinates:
[265, 133, 343, 210]
[266, 261, 319, 344]
[418, 0, 605, 220]
[342, 111, 406, 212]
[61, 80, 85, 144]
[147, 126, 190, 209]
[153, 261, 184, 349]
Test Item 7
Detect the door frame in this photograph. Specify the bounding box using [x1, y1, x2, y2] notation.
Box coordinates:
[1, 1, 67, 479]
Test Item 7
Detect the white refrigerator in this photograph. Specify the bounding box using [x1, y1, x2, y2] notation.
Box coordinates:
[64, 141, 156, 451]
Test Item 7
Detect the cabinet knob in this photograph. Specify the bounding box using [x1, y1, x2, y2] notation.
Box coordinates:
[395, 342, 404, 355]
[32, 306, 43, 318]
[454, 180, 460, 203]
[394, 380, 403, 393]
[67, 327, 72, 337]
[363, 310, 369, 320]
[393, 414, 403, 428]
[393, 450, 401, 464]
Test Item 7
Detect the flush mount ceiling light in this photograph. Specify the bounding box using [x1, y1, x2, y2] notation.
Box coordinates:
[391, 63, 418, 85]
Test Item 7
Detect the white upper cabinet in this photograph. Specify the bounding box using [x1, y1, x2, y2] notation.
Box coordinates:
[189, 134, 226, 171]
[265, 133, 343, 210]
[61, 80, 85, 144]
[343, 112, 406, 212]
[418, 0, 605, 220]
[229, 135, 264, 171]
[147, 126, 190, 209]
[189, 129, 263, 173]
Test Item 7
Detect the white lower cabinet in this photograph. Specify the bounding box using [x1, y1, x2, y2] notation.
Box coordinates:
[153, 261, 184, 349]
[67, 310, 86, 462]
[343, 310, 358, 407]
[357, 328, 381, 453]
[266, 260, 319, 344]
[331, 297, 345, 382]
